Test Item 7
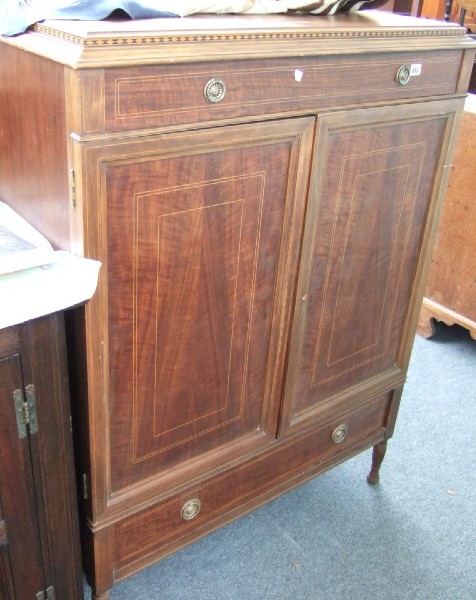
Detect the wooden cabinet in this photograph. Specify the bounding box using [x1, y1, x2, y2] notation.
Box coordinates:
[0, 314, 83, 600]
[1, 12, 474, 600]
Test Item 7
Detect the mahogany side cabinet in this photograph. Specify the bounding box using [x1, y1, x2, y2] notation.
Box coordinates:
[0, 313, 83, 600]
[1, 11, 475, 599]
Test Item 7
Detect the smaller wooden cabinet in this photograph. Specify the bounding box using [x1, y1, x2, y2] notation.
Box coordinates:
[418, 94, 476, 340]
[0, 313, 83, 600]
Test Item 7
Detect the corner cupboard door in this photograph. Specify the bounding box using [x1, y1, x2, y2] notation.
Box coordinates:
[79, 118, 314, 514]
[279, 100, 462, 435]
[0, 352, 46, 599]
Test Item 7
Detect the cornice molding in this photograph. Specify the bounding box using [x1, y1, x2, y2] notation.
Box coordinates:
[33, 21, 464, 48]
[1, 14, 472, 68]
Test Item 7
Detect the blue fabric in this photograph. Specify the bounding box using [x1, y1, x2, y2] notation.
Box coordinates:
[0, 1, 179, 36]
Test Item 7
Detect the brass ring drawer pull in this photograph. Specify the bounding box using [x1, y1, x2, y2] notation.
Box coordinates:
[332, 424, 348, 444]
[204, 77, 226, 103]
[396, 65, 411, 86]
[181, 498, 201, 520]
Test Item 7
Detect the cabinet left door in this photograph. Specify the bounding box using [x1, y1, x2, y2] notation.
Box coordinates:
[75, 117, 315, 518]
[0, 314, 83, 600]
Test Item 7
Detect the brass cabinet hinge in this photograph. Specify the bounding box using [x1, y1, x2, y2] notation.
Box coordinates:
[69, 168, 77, 209]
[13, 384, 38, 439]
[36, 585, 55, 600]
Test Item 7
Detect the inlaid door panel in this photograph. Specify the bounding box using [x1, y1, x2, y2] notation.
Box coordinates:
[280, 101, 458, 434]
[80, 118, 314, 507]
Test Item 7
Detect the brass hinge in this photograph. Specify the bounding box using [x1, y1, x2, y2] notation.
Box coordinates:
[36, 585, 55, 600]
[69, 168, 77, 209]
[13, 384, 38, 439]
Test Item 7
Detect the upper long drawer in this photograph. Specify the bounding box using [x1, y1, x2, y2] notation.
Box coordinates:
[77, 50, 462, 134]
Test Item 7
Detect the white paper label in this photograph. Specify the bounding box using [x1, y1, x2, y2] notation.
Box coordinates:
[410, 64, 422, 77]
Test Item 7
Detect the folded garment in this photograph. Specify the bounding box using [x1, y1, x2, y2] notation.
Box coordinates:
[1, 0, 386, 36]
[1, 0, 176, 35]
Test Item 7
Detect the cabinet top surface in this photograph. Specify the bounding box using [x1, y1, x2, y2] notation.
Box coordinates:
[1, 11, 475, 67]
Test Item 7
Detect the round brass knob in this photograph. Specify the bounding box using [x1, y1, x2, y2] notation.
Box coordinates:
[204, 78, 226, 103]
[181, 498, 201, 521]
[332, 424, 348, 444]
[396, 65, 411, 86]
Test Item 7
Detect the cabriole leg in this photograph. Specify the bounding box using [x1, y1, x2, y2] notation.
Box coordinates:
[367, 441, 387, 484]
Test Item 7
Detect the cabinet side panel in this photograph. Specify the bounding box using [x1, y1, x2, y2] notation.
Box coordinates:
[0, 45, 70, 250]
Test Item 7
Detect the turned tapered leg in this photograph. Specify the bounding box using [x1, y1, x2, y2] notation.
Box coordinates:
[93, 593, 110, 600]
[367, 441, 387, 484]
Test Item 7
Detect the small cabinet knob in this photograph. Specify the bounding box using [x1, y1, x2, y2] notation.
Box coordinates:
[204, 78, 226, 103]
[396, 65, 411, 86]
[332, 424, 348, 444]
[181, 498, 201, 520]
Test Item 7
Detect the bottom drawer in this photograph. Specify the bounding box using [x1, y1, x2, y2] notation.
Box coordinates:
[113, 391, 392, 572]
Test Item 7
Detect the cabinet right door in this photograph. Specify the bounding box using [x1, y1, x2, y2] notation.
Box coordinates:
[280, 99, 462, 435]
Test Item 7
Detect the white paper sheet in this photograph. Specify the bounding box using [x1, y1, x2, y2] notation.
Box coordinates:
[0, 202, 101, 328]
[0, 251, 101, 329]
[0, 201, 56, 275]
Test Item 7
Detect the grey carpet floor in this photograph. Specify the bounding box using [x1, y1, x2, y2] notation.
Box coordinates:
[84, 323, 476, 600]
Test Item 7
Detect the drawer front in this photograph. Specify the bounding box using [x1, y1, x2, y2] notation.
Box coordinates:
[98, 51, 462, 133]
[113, 392, 392, 570]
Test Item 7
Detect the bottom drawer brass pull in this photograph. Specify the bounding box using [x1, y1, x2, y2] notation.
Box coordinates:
[332, 424, 348, 444]
[181, 498, 201, 520]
